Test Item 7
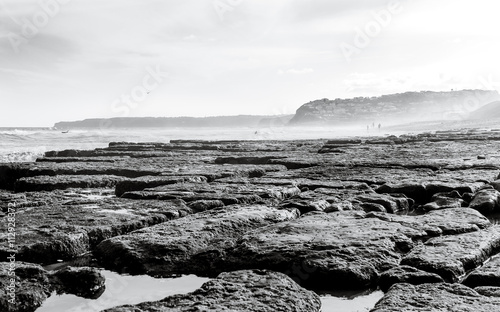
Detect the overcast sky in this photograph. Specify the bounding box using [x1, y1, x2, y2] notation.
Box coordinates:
[1, 0, 500, 126]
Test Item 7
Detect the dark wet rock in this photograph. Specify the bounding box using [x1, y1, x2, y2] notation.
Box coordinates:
[425, 182, 482, 197]
[463, 256, 500, 288]
[114, 175, 207, 197]
[0, 163, 31, 190]
[14, 175, 128, 192]
[325, 139, 363, 145]
[421, 195, 464, 211]
[469, 188, 500, 214]
[355, 193, 409, 213]
[49, 266, 105, 299]
[366, 208, 490, 236]
[376, 183, 427, 202]
[280, 199, 331, 214]
[371, 283, 500, 312]
[377, 182, 484, 203]
[267, 158, 319, 169]
[95, 206, 300, 276]
[359, 202, 387, 212]
[0, 261, 51, 312]
[223, 211, 427, 289]
[0, 262, 106, 311]
[214, 156, 285, 165]
[474, 286, 500, 297]
[0, 194, 191, 264]
[122, 182, 300, 205]
[102, 270, 321, 312]
[491, 179, 500, 191]
[401, 225, 500, 282]
[221, 209, 490, 289]
[187, 199, 225, 211]
[324, 200, 354, 212]
[378, 265, 444, 292]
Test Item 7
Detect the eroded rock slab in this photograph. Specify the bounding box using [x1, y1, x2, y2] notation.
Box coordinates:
[401, 225, 500, 282]
[463, 255, 500, 288]
[371, 283, 500, 312]
[367, 208, 490, 236]
[223, 211, 426, 289]
[0, 262, 105, 312]
[95, 205, 299, 276]
[102, 270, 321, 312]
[0, 192, 191, 264]
[14, 175, 128, 192]
[378, 265, 444, 292]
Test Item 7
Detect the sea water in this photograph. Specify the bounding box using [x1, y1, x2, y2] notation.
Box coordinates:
[0, 126, 378, 163]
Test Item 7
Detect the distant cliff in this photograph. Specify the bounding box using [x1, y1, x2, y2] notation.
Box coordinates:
[55, 115, 293, 129]
[289, 90, 500, 125]
[468, 101, 500, 120]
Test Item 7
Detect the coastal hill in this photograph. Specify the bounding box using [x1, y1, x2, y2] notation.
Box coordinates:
[468, 101, 500, 120]
[54, 90, 500, 129]
[54, 115, 293, 129]
[289, 90, 500, 125]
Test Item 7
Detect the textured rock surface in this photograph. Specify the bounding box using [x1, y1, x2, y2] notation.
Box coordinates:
[401, 225, 500, 282]
[371, 283, 500, 312]
[463, 255, 500, 288]
[95, 206, 300, 276]
[0, 262, 105, 312]
[49, 266, 105, 298]
[469, 188, 500, 214]
[378, 265, 444, 292]
[0, 191, 191, 264]
[0, 262, 51, 312]
[2, 132, 500, 310]
[223, 211, 420, 289]
[101, 270, 321, 312]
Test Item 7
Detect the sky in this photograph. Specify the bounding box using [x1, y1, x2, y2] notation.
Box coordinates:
[1, 0, 500, 127]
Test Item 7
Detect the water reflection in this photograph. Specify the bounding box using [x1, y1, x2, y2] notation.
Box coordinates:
[36, 270, 209, 312]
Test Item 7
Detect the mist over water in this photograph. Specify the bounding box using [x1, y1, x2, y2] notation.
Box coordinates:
[0, 126, 378, 162]
[2, 118, 499, 162]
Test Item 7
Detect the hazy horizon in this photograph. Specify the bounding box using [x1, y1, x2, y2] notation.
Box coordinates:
[2, 0, 500, 126]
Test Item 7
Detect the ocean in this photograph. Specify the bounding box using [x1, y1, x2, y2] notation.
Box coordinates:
[0, 126, 375, 163]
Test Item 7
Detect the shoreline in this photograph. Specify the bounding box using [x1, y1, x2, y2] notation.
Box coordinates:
[1, 128, 500, 311]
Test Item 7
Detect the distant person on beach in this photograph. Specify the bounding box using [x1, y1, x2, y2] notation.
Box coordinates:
[378, 123, 381, 131]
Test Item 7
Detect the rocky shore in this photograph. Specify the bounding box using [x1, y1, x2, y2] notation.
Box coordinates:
[2, 128, 500, 311]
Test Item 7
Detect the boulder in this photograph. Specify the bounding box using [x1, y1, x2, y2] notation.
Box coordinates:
[49, 266, 105, 299]
[378, 265, 444, 292]
[421, 196, 464, 211]
[0, 262, 51, 312]
[463, 255, 500, 288]
[469, 189, 500, 214]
